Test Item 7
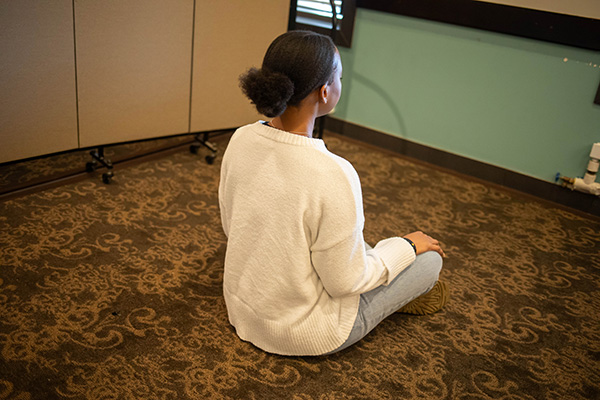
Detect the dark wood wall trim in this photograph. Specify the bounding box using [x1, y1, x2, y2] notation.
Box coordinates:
[356, 0, 600, 51]
[325, 116, 600, 217]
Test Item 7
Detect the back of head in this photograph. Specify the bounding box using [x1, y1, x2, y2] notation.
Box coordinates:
[239, 30, 337, 118]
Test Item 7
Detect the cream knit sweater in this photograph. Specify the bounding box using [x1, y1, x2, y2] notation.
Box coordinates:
[218, 122, 416, 355]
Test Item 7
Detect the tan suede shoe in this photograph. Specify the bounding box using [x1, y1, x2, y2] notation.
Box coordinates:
[397, 281, 449, 315]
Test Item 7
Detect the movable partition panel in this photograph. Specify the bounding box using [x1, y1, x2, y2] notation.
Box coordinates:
[0, 0, 289, 165]
[75, 0, 194, 148]
[0, 0, 79, 163]
[191, 0, 290, 132]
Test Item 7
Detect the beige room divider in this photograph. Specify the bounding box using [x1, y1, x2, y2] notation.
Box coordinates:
[191, 0, 290, 132]
[0, 0, 289, 164]
[0, 0, 79, 163]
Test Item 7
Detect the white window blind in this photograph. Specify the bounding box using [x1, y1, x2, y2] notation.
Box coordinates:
[296, 0, 343, 30]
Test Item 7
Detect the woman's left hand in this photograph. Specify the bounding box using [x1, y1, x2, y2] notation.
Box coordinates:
[403, 231, 446, 257]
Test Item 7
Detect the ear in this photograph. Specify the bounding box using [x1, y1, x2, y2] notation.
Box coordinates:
[319, 84, 329, 104]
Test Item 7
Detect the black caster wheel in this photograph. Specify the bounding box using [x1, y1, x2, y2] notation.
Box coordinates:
[190, 144, 199, 154]
[86, 161, 97, 172]
[205, 154, 216, 164]
[102, 171, 114, 184]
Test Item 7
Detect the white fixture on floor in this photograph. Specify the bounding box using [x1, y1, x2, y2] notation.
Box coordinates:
[558, 142, 600, 196]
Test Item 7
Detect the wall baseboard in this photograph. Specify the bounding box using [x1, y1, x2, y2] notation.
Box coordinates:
[325, 117, 600, 218]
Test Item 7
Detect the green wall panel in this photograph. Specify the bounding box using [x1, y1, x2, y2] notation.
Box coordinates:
[335, 9, 600, 183]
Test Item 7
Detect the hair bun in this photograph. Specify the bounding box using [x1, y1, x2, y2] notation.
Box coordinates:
[239, 68, 294, 117]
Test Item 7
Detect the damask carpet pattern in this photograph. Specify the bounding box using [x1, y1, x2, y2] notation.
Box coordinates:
[0, 134, 599, 399]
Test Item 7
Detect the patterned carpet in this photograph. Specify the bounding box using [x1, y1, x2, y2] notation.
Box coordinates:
[0, 132, 599, 399]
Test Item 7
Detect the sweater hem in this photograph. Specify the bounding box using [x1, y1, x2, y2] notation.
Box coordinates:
[224, 287, 360, 356]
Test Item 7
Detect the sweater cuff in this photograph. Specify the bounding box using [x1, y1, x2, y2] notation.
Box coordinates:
[373, 237, 417, 285]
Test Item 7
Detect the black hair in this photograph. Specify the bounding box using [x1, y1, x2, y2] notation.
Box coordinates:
[239, 30, 337, 118]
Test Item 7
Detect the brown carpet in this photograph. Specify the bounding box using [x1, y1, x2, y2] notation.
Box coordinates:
[1, 133, 599, 399]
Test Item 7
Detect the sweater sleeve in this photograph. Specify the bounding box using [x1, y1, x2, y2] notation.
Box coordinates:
[218, 152, 230, 238]
[309, 158, 416, 298]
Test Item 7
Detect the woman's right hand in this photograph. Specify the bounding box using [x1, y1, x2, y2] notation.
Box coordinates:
[403, 231, 445, 257]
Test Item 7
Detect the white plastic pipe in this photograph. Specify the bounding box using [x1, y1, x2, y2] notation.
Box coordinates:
[572, 178, 600, 196]
[559, 142, 600, 197]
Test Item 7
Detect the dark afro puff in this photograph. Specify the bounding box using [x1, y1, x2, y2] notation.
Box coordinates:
[239, 67, 294, 118]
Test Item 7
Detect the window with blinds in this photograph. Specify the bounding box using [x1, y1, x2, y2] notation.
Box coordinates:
[296, 0, 342, 29]
[290, 0, 356, 47]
